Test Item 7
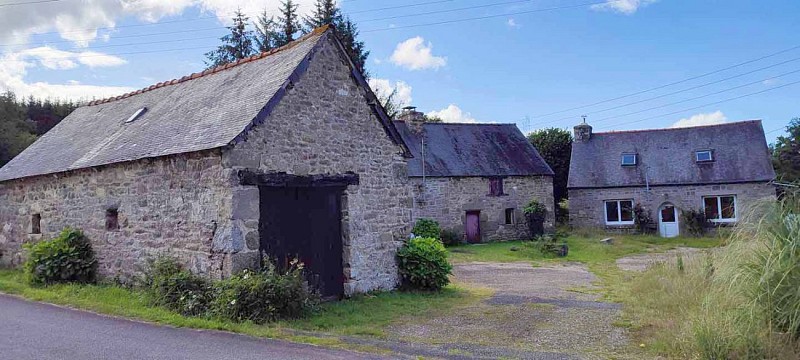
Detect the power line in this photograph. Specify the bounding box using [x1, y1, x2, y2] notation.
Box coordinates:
[359, 0, 538, 23]
[0, 0, 61, 7]
[348, 0, 456, 15]
[591, 69, 800, 123]
[0, 27, 225, 48]
[596, 79, 800, 130]
[532, 44, 800, 119]
[361, 0, 611, 32]
[536, 56, 800, 126]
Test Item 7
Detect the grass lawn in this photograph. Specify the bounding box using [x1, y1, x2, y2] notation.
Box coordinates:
[448, 232, 721, 265]
[0, 269, 485, 351]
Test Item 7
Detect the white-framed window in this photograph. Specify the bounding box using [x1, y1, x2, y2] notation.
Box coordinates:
[696, 150, 714, 162]
[703, 195, 737, 223]
[604, 199, 634, 225]
[621, 153, 637, 166]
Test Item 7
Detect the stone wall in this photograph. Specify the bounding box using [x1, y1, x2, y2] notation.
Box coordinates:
[0, 150, 233, 281]
[411, 176, 554, 242]
[221, 34, 413, 294]
[569, 182, 776, 232]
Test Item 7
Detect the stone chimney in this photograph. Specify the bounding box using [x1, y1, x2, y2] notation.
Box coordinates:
[397, 106, 425, 132]
[574, 121, 593, 142]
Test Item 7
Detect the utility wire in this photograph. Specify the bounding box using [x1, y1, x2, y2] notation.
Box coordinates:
[596, 79, 800, 130]
[359, 0, 539, 23]
[0, 0, 61, 7]
[536, 56, 800, 126]
[362, 0, 612, 32]
[590, 69, 800, 124]
[532, 44, 800, 119]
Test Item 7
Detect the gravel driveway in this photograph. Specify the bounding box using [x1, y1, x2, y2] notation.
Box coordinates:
[386, 262, 629, 359]
[616, 247, 709, 271]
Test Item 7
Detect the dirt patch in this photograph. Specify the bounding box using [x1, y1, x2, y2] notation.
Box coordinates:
[616, 247, 709, 272]
[387, 262, 630, 359]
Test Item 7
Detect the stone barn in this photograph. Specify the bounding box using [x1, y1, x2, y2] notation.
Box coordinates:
[0, 26, 414, 297]
[395, 108, 555, 243]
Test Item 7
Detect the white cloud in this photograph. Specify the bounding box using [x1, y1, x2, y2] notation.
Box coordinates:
[591, 0, 658, 15]
[368, 78, 413, 106]
[0, 48, 133, 102]
[507, 18, 521, 28]
[670, 111, 728, 128]
[390, 37, 447, 71]
[0, 0, 319, 47]
[77, 51, 128, 67]
[427, 105, 480, 123]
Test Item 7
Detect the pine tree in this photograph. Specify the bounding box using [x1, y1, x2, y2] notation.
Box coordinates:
[275, 0, 301, 47]
[338, 16, 369, 77]
[204, 9, 255, 68]
[304, 0, 341, 29]
[254, 10, 278, 52]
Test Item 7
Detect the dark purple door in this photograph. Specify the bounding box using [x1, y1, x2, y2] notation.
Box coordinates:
[466, 211, 481, 244]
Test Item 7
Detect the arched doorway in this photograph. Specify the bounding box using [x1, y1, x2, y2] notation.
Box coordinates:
[658, 203, 679, 238]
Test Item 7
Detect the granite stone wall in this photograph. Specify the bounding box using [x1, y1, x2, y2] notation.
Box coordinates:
[411, 176, 554, 242]
[569, 182, 776, 232]
[0, 33, 413, 295]
[0, 150, 233, 282]
[221, 35, 413, 294]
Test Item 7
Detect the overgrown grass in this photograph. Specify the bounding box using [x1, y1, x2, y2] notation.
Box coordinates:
[0, 269, 484, 349]
[619, 196, 800, 359]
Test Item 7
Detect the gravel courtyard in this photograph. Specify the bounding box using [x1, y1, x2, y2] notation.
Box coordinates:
[385, 262, 630, 359]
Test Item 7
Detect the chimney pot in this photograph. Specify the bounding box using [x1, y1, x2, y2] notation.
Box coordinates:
[398, 105, 425, 132]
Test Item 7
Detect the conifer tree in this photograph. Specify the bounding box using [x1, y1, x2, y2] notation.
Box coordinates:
[303, 0, 370, 77]
[304, 0, 341, 29]
[254, 10, 278, 52]
[204, 9, 255, 68]
[275, 0, 301, 47]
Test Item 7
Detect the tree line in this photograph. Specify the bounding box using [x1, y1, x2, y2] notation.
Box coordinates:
[205, 0, 368, 76]
[0, 92, 79, 166]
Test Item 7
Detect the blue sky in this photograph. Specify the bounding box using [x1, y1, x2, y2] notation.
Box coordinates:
[1, 0, 798, 143]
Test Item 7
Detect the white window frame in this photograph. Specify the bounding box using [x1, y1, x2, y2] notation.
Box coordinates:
[696, 150, 714, 163]
[703, 195, 737, 223]
[604, 199, 635, 225]
[621, 153, 637, 166]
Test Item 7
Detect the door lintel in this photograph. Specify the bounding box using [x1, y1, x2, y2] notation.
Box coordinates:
[239, 170, 359, 188]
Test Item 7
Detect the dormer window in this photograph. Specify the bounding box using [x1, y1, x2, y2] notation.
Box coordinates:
[696, 150, 714, 163]
[621, 153, 637, 166]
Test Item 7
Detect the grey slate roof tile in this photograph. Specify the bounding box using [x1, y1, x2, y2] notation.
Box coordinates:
[394, 121, 554, 177]
[568, 120, 776, 188]
[0, 29, 327, 182]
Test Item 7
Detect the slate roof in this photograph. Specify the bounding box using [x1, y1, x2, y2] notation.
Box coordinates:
[394, 121, 554, 177]
[0, 26, 406, 182]
[568, 120, 776, 189]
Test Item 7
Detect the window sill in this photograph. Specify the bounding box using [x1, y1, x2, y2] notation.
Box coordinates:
[605, 222, 635, 226]
[709, 219, 737, 224]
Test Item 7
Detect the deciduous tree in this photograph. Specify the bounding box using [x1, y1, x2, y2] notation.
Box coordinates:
[527, 128, 573, 203]
[772, 117, 800, 183]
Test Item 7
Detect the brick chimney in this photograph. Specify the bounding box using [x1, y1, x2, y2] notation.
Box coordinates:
[574, 121, 593, 142]
[398, 106, 425, 132]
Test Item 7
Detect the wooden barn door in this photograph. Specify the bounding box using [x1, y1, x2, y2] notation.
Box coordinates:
[259, 187, 345, 298]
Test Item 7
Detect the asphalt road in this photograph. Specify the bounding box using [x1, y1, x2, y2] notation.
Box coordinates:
[0, 294, 388, 360]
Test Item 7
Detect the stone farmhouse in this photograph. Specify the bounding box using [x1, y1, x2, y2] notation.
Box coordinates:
[396, 109, 555, 243]
[568, 120, 776, 237]
[0, 26, 415, 297]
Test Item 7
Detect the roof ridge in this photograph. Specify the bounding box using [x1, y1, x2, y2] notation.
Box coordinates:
[393, 120, 515, 126]
[86, 25, 332, 107]
[594, 119, 762, 135]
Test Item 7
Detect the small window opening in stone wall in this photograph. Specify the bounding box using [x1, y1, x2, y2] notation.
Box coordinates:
[31, 214, 41, 234]
[505, 208, 515, 225]
[489, 178, 505, 196]
[106, 209, 119, 231]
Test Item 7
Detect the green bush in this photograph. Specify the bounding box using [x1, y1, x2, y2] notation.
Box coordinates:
[396, 237, 452, 291]
[146, 257, 212, 316]
[681, 209, 708, 237]
[439, 229, 462, 247]
[524, 200, 547, 237]
[23, 228, 97, 285]
[210, 262, 319, 324]
[633, 203, 655, 234]
[411, 218, 441, 240]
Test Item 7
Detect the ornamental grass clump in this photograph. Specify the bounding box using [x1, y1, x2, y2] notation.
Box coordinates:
[397, 237, 452, 291]
[23, 228, 97, 285]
